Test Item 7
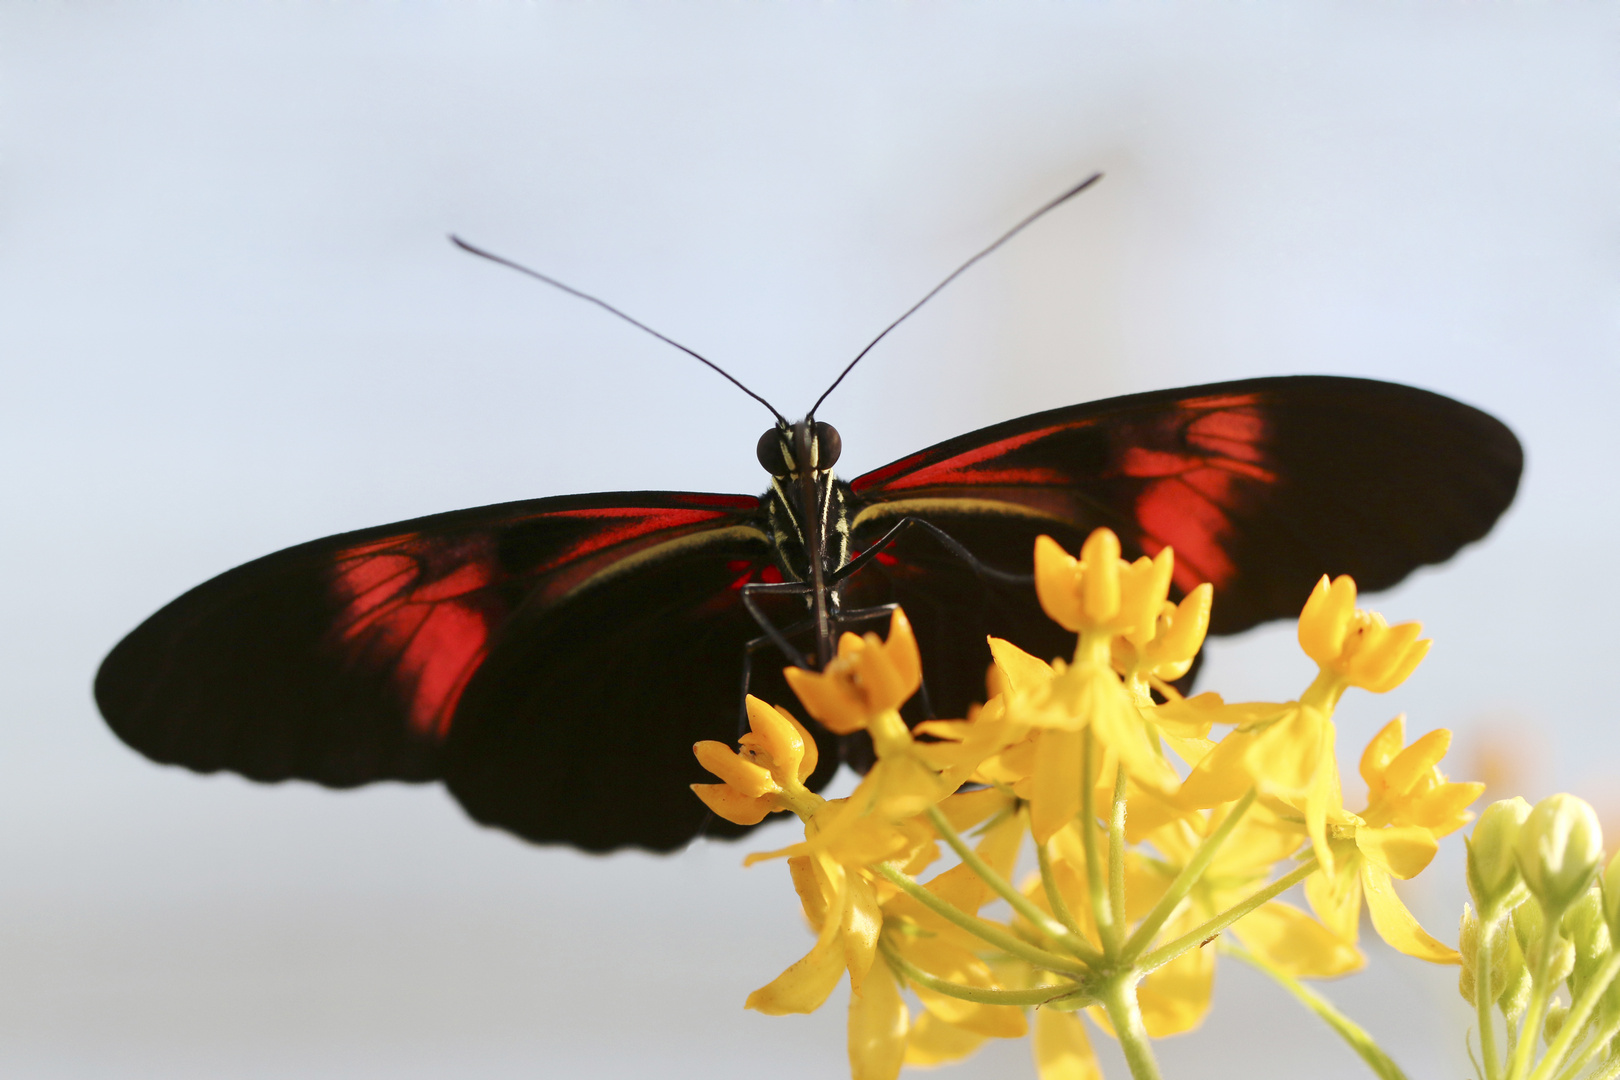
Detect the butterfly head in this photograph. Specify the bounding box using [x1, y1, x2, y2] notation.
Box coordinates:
[756, 419, 841, 480]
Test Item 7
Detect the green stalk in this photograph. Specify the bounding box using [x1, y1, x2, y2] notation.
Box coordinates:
[1551, 1013, 1620, 1080]
[923, 804, 1098, 964]
[875, 863, 1089, 977]
[1226, 943, 1410, 1080]
[1081, 733, 1118, 954]
[1508, 920, 1564, 1080]
[1108, 762, 1129, 948]
[1583, 1048, 1620, 1080]
[1037, 832, 1086, 941]
[1137, 858, 1318, 974]
[880, 939, 1092, 1008]
[1529, 950, 1620, 1080]
[1477, 915, 1501, 1080]
[1123, 788, 1257, 962]
[1099, 974, 1163, 1080]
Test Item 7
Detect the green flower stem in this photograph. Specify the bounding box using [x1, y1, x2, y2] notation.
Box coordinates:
[1081, 733, 1120, 954]
[1477, 915, 1502, 1080]
[1529, 949, 1620, 1080]
[1108, 762, 1129, 949]
[1099, 972, 1164, 1080]
[1508, 920, 1564, 1080]
[1123, 788, 1257, 962]
[1581, 1048, 1620, 1080]
[1225, 942, 1410, 1080]
[923, 804, 1099, 964]
[1551, 1012, 1620, 1080]
[875, 863, 1090, 977]
[1137, 858, 1318, 975]
[879, 938, 1093, 1008]
[1037, 833, 1086, 941]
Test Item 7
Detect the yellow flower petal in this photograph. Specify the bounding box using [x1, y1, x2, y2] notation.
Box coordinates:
[1305, 854, 1364, 943]
[690, 782, 773, 825]
[1034, 1009, 1102, 1080]
[784, 609, 921, 733]
[1298, 575, 1356, 665]
[849, 966, 909, 1080]
[1031, 728, 1083, 843]
[742, 695, 817, 782]
[990, 636, 1060, 692]
[747, 865, 851, 1014]
[1409, 781, 1485, 836]
[1361, 861, 1460, 963]
[1079, 528, 1122, 625]
[789, 855, 828, 931]
[1356, 825, 1439, 880]
[904, 936, 1028, 1039]
[843, 874, 883, 995]
[1035, 534, 1086, 632]
[906, 1010, 987, 1067]
[693, 740, 775, 797]
[1359, 715, 1406, 791]
[1230, 901, 1364, 978]
[1381, 728, 1451, 798]
[1136, 928, 1214, 1036]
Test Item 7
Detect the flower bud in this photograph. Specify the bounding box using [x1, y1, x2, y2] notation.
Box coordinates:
[1498, 921, 1532, 1019]
[1517, 794, 1604, 919]
[1468, 797, 1532, 916]
[1460, 904, 1514, 1009]
[1603, 851, 1620, 941]
[1544, 1000, 1569, 1041]
[1562, 886, 1611, 998]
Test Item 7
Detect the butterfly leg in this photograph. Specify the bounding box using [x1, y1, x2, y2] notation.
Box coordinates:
[740, 581, 816, 670]
[736, 615, 819, 734]
[830, 517, 1031, 586]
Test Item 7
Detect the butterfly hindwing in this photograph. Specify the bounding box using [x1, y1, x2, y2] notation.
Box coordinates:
[442, 528, 839, 853]
[95, 491, 768, 794]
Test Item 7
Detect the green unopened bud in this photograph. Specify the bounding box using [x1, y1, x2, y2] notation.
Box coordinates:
[1469, 797, 1532, 915]
[1545, 999, 1569, 1041]
[1499, 924, 1532, 1020]
[1461, 904, 1511, 1007]
[1563, 886, 1611, 997]
[1517, 794, 1604, 919]
[1603, 851, 1620, 940]
[1514, 897, 1575, 983]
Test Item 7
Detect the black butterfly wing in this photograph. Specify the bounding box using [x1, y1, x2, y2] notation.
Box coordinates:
[843, 376, 1522, 714]
[95, 491, 777, 802]
[440, 529, 837, 854]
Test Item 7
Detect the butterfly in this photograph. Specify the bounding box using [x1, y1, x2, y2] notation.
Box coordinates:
[93, 180, 1524, 854]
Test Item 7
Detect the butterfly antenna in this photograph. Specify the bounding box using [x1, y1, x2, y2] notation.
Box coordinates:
[450, 235, 788, 425]
[809, 172, 1104, 417]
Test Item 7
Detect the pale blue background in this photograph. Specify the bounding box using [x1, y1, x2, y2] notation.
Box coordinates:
[2, 4, 1615, 1077]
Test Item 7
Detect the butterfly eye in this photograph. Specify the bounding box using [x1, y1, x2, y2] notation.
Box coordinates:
[756, 428, 792, 476]
[813, 422, 841, 469]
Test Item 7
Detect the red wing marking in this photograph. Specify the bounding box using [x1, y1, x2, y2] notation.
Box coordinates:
[851, 424, 1073, 494]
[1125, 401, 1273, 591]
[538, 507, 741, 575]
[328, 535, 501, 740]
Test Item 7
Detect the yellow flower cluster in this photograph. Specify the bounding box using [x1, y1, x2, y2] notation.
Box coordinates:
[693, 528, 1478, 1080]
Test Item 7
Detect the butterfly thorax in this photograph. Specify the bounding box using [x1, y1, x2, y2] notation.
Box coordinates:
[763, 472, 853, 584]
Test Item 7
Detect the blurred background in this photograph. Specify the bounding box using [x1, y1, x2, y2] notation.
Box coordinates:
[2, 4, 1615, 1077]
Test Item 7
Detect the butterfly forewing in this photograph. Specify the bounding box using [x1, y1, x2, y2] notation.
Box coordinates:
[849, 376, 1522, 633]
[95, 491, 773, 795]
[844, 376, 1521, 716]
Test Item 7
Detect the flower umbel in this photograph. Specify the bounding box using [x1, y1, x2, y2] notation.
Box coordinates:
[695, 528, 1502, 1080]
